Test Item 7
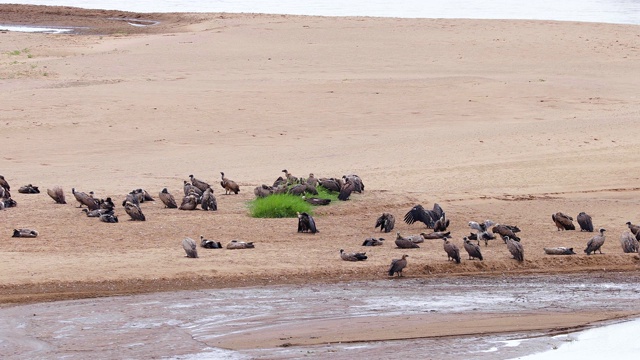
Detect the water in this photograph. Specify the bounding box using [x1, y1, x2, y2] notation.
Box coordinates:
[1, 0, 640, 25]
[1, 275, 639, 359]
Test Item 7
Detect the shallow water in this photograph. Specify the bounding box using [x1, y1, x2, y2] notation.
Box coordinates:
[1, 274, 639, 359]
[1, 0, 640, 24]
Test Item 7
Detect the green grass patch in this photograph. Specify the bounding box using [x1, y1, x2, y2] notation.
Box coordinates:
[313, 186, 339, 202]
[248, 194, 312, 218]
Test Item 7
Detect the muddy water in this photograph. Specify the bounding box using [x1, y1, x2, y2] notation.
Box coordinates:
[1, 273, 639, 359]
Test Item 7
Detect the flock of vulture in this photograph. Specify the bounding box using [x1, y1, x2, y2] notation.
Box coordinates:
[3, 171, 640, 278]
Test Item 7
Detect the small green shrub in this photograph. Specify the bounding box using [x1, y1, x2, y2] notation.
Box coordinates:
[249, 194, 312, 218]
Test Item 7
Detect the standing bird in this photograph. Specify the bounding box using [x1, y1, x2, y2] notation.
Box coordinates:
[469, 220, 496, 246]
[72, 188, 100, 210]
[463, 237, 483, 260]
[297, 212, 318, 233]
[182, 237, 198, 258]
[282, 169, 298, 185]
[183, 180, 203, 198]
[388, 254, 408, 277]
[625, 221, 640, 236]
[124, 201, 146, 221]
[340, 249, 368, 261]
[189, 174, 211, 193]
[201, 187, 218, 211]
[552, 212, 575, 231]
[584, 228, 606, 255]
[179, 194, 198, 210]
[403, 204, 443, 228]
[0, 175, 10, 194]
[492, 224, 521, 242]
[220, 172, 240, 194]
[338, 178, 355, 201]
[443, 238, 461, 264]
[395, 232, 420, 249]
[47, 186, 66, 204]
[342, 174, 364, 193]
[433, 213, 450, 232]
[375, 213, 395, 233]
[577, 212, 594, 232]
[306, 173, 318, 188]
[504, 236, 524, 262]
[619, 232, 639, 253]
[159, 188, 178, 208]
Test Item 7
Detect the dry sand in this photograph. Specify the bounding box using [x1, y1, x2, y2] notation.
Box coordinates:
[1, 4, 640, 345]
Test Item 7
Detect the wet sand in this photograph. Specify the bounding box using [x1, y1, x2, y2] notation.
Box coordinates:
[1, 5, 640, 354]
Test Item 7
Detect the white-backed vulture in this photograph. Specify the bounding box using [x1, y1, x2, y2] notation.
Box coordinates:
[577, 212, 594, 232]
[297, 212, 318, 234]
[388, 254, 408, 277]
[124, 201, 146, 221]
[504, 236, 524, 262]
[200, 235, 222, 249]
[395, 232, 420, 249]
[443, 238, 461, 264]
[584, 228, 606, 255]
[47, 186, 66, 204]
[12, 228, 38, 238]
[179, 194, 198, 210]
[189, 174, 211, 193]
[182, 237, 198, 258]
[620, 231, 639, 253]
[340, 249, 368, 261]
[463, 238, 483, 260]
[220, 172, 240, 194]
[375, 213, 395, 233]
[201, 187, 217, 211]
[362, 237, 385, 246]
[552, 212, 575, 231]
[18, 184, 39, 194]
[226, 240, 255, 249]
[159, 188, 178, 208]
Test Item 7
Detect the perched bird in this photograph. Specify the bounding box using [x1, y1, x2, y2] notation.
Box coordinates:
[182, 237, 198, 258]
[552, 212, 575, 231]
[577, 212, 594, 232]
[303, 196, 331, 206]
[72, 188, 100, 210]
[200, 235, 222, 249]
[340, 249, 368, 261]
[443, 238, 461, 264]
[18, 184, 40, 194]
[544, 247, 576, 255]
[282, 169, 299, 185]
[201, 187, 218, 211]
[99, 213, 118, 223]
[433, 214, 450, 232]
[404, 203, 444, 228]
[179, 194, 198, 210]
[492, 224, 521, 242]
[12, 228, 38, 238]
[297, 212, 318, 234]
[375, 213, 395, 233]
[388, 254, 408, 277]
[124, 201, 146, 221]
[584, 228, 606, 255]
[159, 188, 178, 208]
[620, 231, 639, 253]
[362, 237, 385, 246]
[463, 237, 483, 260]
[189, 174, 211, 193]
[47, 186, 66, 204]
[338, 178, 355, 201]
[625, 221, 640, 236]
[504, 236, 524, 262]
[420, 231, 451, 239]
[395, 232, 420, 249]
[226, 240, 255, 249]
[220, 172, 240, 194]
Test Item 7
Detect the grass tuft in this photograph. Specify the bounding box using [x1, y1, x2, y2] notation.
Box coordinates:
[249, 194, 312, 218]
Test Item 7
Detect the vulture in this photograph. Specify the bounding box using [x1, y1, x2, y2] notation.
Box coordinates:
[420, 231, 451, 239]
[342, 174, 364, 193]
[288, 184, 307, 196]
[220, 172, 240, 194]
[72, 188, 100, 210]
[468, 220, 496, 246]
[318, 177, 342, 192]
[183, 180, 203, 197]
[201, 187, 217, 211]
[340, 249, 368, 261]
[395, 232, 420, 249]
[18, 184, 40, 194]
[463, 238, 483, 260]
[625, 221, 640, 236]
[492, 224, 521, 242]
[282, 169, 298, 184]
[99, 213, 118, 223]
[297, 212, 318, 234]
[0, 175, 10, 193]
[273, 176, 287, 188]
[552, 212, 575, 231]
[159, 188, 178, 208]
[375, 213, 395, 233]
[83, 207, 113, 217]
[306, 173, 318, 188]
[179, 194, 198, 210]
[403, 204, 444, 228]
[388, 254, 408, 277]
[544, 247, 577, 255]
[123, 191, 140, 207]
[189, 174, 211, 193]
[620, 232, 639, 253]
[577, 212, 594, 232]
[433, 213, 450, 232]
[443, 238, 461, 264]
[504, 236, 524, 262]
[584, 228, 606, 255]
[182, 237, 198, 258]
[100, 197, 115, 209]
[226, 240, 255, 249]
[200, 235, 222, 249]
[47, 186, 66, 204]
[12, 228, 38, 238]
[1, 198, 17, 209]
[254, 184, 274, 198]
[338, 178, 355, 201]
[0, 186, 6, 199]
[304, 196, 331, 206]
[124, 201, 146, 221]
[362, 237, 385, 246]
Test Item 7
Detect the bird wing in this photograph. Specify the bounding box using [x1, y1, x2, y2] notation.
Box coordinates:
[404, 205, 433, 227]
